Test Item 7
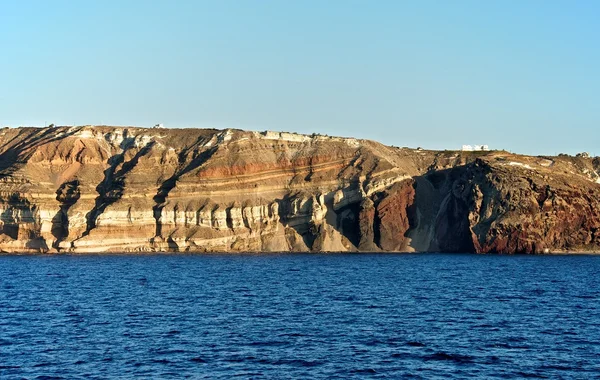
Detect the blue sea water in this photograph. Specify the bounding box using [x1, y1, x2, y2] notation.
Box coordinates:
[1, 253, 600, 379]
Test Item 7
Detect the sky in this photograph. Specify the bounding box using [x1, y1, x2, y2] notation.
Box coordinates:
[0, 0, 598, 155]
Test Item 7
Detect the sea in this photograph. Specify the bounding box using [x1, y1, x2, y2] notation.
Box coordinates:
[1, 253, 599, 379]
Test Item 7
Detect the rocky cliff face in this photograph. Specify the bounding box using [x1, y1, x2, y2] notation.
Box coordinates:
[0, 125, 598, 253]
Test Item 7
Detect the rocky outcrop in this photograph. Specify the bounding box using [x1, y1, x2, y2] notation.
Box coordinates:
[406, 157, 600, 253]
[0, 125, 598, 254]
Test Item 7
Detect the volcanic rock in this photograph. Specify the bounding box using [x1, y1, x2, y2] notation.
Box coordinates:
[0, 125, 598, 253]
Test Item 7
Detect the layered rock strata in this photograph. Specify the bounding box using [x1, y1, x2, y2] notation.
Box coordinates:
[0, 125, 598, 253]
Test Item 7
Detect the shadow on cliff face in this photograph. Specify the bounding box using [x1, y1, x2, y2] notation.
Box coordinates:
[274, 193, 320, 249]
[152, 140, 218, 238]
[345, 179, 420, 252]
[413, 165, 483, 253]
[83, 137, 155, 237]
[385, 158, 600, 254]
[276, 185, 380, 251]
[274, 149, 381, 250]
[275, 179, 419, 252]
[0, 127, 80, 178]
[334, 203, 362, 247]
[166, 237, 179, 251]
[343, 166, 482, 253]
[413, 159, 523, 253]
[0, 193, 48, 250]
[51, 180, 80, 249]
[0, 194, 36, 240]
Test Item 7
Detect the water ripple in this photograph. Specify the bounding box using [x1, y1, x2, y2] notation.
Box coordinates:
[1, 253, 599, 378]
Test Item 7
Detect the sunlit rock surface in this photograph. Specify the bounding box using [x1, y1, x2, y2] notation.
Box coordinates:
[0, 125, 598, 253]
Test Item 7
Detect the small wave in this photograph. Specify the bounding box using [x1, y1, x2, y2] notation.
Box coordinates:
[514, 371, 548, 378]
[350, 368, 378, 374]
[391, 352, 420, 360]
[232, 372, 265, 377]
[464, 308, 485, 314]
[225, 356, 256, 363]
[150, 348, 187, 355]
[151, 359, 171, 364]
[90, 320, 111, 326]
[540, 330, 561, 336]
[485, 342, 529, 349]
[424, 352, 475, 364]
[528, 288, 545, 295]
[45, 273, 69, 279]
[256, 358, 323, 367]
[482, 356, 502, 364]
[332, 296, 358, 302]
[538, 364, 574, 371]
[364, 339, 385, 346]
[574, 294, 596, 299]
[233, 287, 251, 293]
[249, 340, 289, 347]
[33, 362, 56, 368]
[474, 324, 500, 331]
[0, 365, 21, 369]
[496, 295, 528, 301]
[251, 314, 275, 319]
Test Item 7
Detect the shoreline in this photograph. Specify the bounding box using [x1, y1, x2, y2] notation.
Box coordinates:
[1, 250, 600, 256]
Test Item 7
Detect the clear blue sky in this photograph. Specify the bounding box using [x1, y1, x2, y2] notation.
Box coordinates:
[1, 0, 598, 155]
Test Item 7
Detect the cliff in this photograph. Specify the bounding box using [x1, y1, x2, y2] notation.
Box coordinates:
[0, 125, 598, 253]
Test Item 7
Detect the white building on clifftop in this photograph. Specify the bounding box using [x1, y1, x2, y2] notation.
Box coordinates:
[462, 144, 489, 151]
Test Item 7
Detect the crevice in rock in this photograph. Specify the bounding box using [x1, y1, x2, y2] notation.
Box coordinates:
[304, 157, 314, 181]
[153, 144, 218, 238]
[275, 194, 316, 250]
[166, 236, 179, 251]
[0, 194, 37, 240]
[82, 138, 155, 237]
[225, 205, 234, 230]
[52, 179, 80, 249]
[372, 196, 382, 249]
[334, 203, 361, 247]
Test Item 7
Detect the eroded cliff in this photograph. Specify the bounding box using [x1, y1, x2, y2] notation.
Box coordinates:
[0, 125, 598, 253]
